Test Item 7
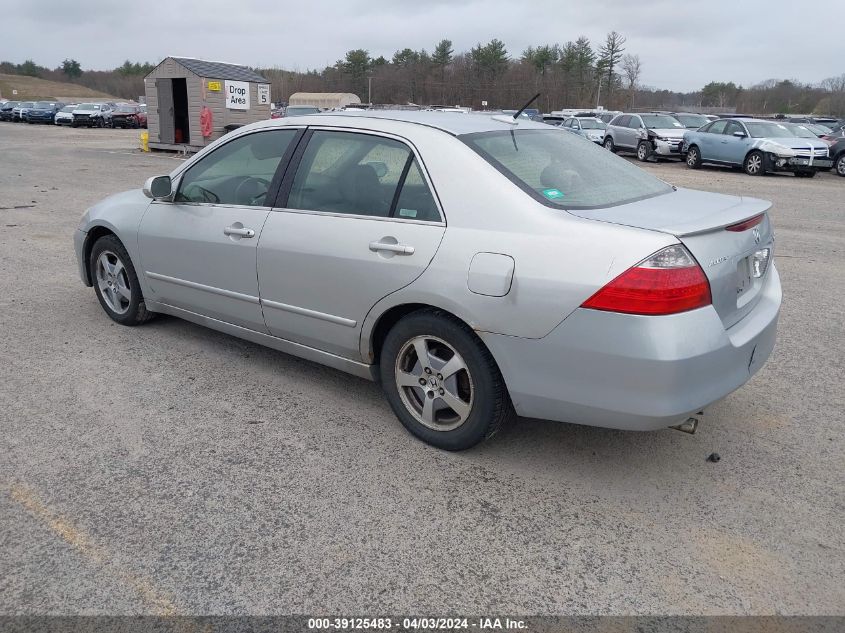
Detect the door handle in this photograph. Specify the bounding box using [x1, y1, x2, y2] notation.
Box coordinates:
[224, 226, 255, 238]
[369, 240, 415, 255]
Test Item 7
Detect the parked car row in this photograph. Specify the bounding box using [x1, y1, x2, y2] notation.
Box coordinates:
[682, 118, 842, 177]
[557, 109, 845, 178]
[0, 100, 146, 128]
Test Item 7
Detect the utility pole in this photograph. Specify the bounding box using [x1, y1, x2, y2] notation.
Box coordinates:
[596, 75, 602, 109]
[368, 75, 373, 106]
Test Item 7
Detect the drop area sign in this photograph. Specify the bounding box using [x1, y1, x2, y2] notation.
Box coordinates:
[225, 80, 250, 110]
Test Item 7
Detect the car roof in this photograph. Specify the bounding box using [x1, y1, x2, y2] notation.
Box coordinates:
[255, 110, 553, 136]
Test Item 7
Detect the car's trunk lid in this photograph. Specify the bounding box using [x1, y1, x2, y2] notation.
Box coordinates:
[568, 187, 775, 328]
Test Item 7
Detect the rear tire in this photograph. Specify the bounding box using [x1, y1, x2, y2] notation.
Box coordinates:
[89, 235, 155, 326]
[836, 154, 845, 177]
[744, 150, 765, 176]
[603, 137, 616, 153]
[686, 145, 702, 169]
[379, 309, 512, 451]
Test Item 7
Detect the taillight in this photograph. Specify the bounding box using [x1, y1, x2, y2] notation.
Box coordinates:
[581, 245, 711, 316]
[725, 214, 764, 232]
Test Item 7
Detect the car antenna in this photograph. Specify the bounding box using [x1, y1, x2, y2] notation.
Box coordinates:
[512, 93, 541, 120]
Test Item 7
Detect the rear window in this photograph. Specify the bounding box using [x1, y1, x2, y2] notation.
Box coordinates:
[745, 121, 793, 138]
[640, 114, 684, 129]
[674, 114, 709, 128]
[462, 129, 672, 210]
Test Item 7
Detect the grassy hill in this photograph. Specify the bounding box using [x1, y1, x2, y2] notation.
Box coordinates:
[0, 74, 119, 101]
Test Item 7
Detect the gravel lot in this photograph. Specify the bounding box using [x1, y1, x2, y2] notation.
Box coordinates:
[1, 124, 843, 616]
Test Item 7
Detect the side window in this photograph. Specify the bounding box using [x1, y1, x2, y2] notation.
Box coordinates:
[724, 121, 744, 136]
[708, 120, 728, 135]
[615, 115, 630, 127]
[287, 131, 409, 217]
[176, 129, 298, 206]
[629, 116, 643, 129]
[394, 159, 440, 222]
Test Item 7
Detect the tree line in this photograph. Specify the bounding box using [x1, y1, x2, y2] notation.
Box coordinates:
[2, 36, 844, 116]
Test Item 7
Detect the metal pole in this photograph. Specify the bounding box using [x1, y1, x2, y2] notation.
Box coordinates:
[368, 76, 372, 105]
[596, 76, 602, 109]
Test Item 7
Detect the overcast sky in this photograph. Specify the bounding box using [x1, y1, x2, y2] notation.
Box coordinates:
[4, 0, 844, 92]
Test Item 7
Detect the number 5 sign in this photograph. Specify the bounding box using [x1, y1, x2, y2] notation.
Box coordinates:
[257, 84, 270, 105]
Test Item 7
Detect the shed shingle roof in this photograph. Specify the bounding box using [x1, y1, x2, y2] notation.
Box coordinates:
[171, 57, 268, 83]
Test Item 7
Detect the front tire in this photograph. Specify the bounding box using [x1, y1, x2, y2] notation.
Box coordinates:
[744, 150, 765, 176]
[836, 154, 845, 177]
[380, 309, 512, 451]
[89, 235, 155, 326]
[686, 145, 702, 169]
[636, 140, 652, 162]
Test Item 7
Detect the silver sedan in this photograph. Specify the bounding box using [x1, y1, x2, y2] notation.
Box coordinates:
[74, 112, 781, 450]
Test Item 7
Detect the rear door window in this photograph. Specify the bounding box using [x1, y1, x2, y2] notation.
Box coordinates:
[286, 130, 440, 221]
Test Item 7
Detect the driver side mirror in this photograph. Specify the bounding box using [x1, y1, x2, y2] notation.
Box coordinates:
[733, 131, 747, 138]
[143, 175, 172, 200]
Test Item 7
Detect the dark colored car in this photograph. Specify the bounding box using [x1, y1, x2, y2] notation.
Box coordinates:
[283, 105, 320, 117]
[26, 101, 64, 124]
[670, 112, 711, 129]
[112, 103, 143, 128]
[0, 101, 19, 122]
[829, 138, 845, 177]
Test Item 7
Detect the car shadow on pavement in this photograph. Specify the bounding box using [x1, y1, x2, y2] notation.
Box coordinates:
[140, 314, 717, 485]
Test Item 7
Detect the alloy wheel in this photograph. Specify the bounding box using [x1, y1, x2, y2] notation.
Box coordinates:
[394, 335, 474, 431]
[837, 155, 845, 177]
[687, 148, 698, 167]
[746, 153, 762, 175]
[95, 251, 131, 314]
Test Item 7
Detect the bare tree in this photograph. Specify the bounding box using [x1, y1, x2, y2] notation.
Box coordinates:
[621, 54, 641, 108]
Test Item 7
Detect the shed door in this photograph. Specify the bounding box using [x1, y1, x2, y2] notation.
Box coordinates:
[156, 79, 175, 144]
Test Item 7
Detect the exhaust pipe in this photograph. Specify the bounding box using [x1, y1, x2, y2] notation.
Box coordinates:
[672, 416, 699, 434]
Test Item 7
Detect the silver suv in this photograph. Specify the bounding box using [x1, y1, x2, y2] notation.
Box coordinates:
[603, 113, 687, 161]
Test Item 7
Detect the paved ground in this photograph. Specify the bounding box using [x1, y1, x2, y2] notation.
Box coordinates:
[1, 124, 843, 616]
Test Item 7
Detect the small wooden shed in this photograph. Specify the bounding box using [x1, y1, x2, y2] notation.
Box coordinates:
[144, 56, 271, 152]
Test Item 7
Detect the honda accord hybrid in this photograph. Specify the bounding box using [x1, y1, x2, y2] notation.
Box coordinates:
[74, 111, 781, 450]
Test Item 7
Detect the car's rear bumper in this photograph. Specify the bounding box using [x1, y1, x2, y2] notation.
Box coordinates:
[481, 264, 781, 431]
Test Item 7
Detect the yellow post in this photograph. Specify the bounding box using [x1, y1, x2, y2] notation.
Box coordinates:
[140, 130, 149, 152]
